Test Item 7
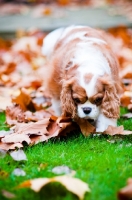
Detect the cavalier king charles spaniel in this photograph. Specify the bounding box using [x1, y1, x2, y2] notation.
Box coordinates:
[42, 26, 121, 132]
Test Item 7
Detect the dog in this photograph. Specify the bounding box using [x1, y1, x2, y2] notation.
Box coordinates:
[42, 26, 121, 132]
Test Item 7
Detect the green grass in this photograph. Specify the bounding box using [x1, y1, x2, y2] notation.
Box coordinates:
[0, 109, 132, 200]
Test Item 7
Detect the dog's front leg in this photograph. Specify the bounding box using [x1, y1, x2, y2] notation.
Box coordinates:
[96, 113, 117, 132]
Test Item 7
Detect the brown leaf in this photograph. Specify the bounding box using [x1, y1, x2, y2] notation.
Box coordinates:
[6, 104, 28, 126]
[19, 175, 90, 199]
[75, 118, 95, 136]
[12, 88, 35, 111]
[118, 178, 132, 200]
[0, 142, 23, 151]
[104, 125, 132, 135]
[25, 110, 52, 121]
[14, 118, 49, 135]
[47, 116, 78, 137]
[6, 104, 52, 126]
[0, 130, 12, 138]
[1, 133, 31, 144]
[0, 116, 77, 148]
[1, 190, 16, 199]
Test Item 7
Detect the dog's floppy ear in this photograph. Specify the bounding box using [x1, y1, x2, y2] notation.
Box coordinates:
[100, 75, 120, 119]
[60, 79, 76, 118]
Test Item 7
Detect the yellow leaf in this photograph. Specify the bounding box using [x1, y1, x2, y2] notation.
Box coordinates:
[19, 175, 90, 200]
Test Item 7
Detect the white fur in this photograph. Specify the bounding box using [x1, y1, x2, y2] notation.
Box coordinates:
[42, 27, 64, 58]
[77, 100, 100, 120]
[76, 44, 111, 76]
[60, 25, 86, 39]
[96, 113, 117, 132]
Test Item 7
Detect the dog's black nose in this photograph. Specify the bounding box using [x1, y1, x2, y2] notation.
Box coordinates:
[82, 107, 92, 115]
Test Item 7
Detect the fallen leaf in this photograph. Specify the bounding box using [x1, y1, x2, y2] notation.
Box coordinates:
[0, 149, 7, 158]
[104, 125, 132, 135]
[75, 118, 95, 136]
[0, 96, 12, 110]
[2, 133, 31, 144]
[14, 118, 49, 135]
[0, 142, 23, 151]
[52, 165, 75, 175]
[19, 175, 90, 199]
[38, 163, 48, 171]
[0, 130, 13, 138]
[6, 104, 28, 126]
[1, 190, 16, 199]
[121, 113, 132, 119]
[0, 169, 8, 178]
[9, 149, 27, 161]
[12, 88, 34, 111]
[12, 168, 26, 176]
[0, 116, 78, 148]
[118, 178, 132, 200]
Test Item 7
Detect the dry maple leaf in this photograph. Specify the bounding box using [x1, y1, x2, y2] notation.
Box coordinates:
[104, 125, 132, 136]
[18, 175, 90, 200]
[1, 133, 31, 145]
[118, 178, 132, 200]
[75, 118, 95, 136]
[6, 104, 28, 126]
[12, 88, 35, 111]
[0, 116, 79, 149]
[0, 142, 23, 151]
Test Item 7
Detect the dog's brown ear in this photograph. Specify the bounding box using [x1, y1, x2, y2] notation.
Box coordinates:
[100, 75, 120, 119]
[60, 80, 76, 118]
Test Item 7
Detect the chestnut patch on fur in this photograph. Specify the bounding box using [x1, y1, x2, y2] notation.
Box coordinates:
[72, 83, 87, 104]
[84, 73, 93, 84]
[90, 93, 104, 106]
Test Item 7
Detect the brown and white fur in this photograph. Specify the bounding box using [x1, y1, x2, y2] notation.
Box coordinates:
[42, 26, 121, 132]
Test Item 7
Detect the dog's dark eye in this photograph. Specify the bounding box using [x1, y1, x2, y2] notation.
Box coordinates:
[74, 98, 81, 104]
[94, 97, 103, 105]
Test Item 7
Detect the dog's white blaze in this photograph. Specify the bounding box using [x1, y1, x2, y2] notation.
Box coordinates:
[76, 43, 111, 74]
[77, 100, 100, 119]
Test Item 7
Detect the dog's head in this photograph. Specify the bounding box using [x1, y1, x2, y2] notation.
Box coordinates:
[61, 46, 120, 121]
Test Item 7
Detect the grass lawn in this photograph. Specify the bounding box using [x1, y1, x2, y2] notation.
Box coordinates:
[0, 109, 132, 200]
